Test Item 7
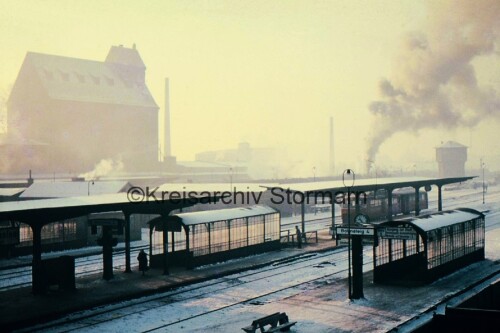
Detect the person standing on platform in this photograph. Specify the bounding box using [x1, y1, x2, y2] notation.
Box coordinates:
[137, 249, 148, 276]
[295, 226, 302, 249]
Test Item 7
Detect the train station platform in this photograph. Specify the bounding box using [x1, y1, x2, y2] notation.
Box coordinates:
[0, 230, 337, 331]
[3, 225, 500, 332]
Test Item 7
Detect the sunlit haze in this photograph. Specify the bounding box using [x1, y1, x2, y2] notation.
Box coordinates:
[1, 0, 499, 178]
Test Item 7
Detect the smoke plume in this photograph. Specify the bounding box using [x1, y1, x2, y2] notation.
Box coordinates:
[366, 0, 500, 170]
[79, 158, 124, 180]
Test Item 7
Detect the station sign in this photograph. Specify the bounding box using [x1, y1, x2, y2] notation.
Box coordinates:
[378, 227, 416, 240]
[335, 226, 374, 236]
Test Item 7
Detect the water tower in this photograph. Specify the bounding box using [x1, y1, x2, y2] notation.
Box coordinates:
[435, 141, 467, 178]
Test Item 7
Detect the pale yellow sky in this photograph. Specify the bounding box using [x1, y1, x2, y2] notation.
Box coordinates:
[0, 0, 499, 176]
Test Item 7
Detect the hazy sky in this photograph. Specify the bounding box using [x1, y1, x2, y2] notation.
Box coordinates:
[1, 0, 499, 176]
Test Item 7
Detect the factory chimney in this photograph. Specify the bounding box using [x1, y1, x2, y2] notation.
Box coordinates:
[164, 78, 171, 160]
[330, 116, 335, 176]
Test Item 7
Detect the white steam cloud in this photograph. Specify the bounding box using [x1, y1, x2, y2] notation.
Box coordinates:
[366, 0, 500, 170]
[79, 158, 124, 180]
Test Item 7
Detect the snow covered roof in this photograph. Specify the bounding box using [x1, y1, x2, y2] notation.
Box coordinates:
[266, 176, 474, 194]
[382, 208, 483, 233]
[392, 187, 418, 194]
[12, 48, 158, 108]
[0, 191, 220, 224]
[157, 183, 269, 194]
[0, 188, 25, 197]
[0, 193, 135, 214]
[176, 205, 278, 226]
[88, 211, 125, 221]
[20, 181, 131, 198]
[410, 209, 483, 232]
[177, 161, 246, 169]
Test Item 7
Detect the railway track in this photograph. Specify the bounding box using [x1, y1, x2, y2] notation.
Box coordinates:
[3, 187, 498, 292]
[0, 245, 149, 291]
[21, 247, 371, 333]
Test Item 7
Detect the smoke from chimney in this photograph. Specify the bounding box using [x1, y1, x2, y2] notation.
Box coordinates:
[366, 0, 500, 167]
[79, 158, 124, 180]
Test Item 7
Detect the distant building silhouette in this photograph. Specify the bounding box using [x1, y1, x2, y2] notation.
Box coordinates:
[435, 141, 467, 178]
[4, 45, 159, 174]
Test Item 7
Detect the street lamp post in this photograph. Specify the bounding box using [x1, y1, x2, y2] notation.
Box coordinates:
[343, 169, 355, 299]
[88, 180, 94, 196]
[313, 166, 316, 182]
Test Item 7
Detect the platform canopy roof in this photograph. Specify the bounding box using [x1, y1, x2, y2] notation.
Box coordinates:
[0, 188, 25, 197]
[175, 205, 278, 226]
[263, 176, 475, 194]
[0, 182, 273, 226]
[0, 192, 220, 226]
[379, 208, 484, 234]
[157, 182, 270, 193]
[20, 181, 130, 198]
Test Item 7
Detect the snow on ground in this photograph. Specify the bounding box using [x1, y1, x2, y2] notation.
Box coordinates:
[9, 185, 500, 332]
[0, 240, 148, 290]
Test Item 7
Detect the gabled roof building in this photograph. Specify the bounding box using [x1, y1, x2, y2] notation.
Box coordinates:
[5, 45, 159, 174]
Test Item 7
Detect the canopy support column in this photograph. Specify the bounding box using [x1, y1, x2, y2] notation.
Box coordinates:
[387, 188, 393, 221]
[301, 199, 305, 234]
[184, 225, 191, 269]
[31, 224, 43, 295]
[149, 223, 153, 262]
[438, 185, 443, 211]
[124, 212, 131, 273]
[163, 219, 169, 275]
[331, 191, 336, 241]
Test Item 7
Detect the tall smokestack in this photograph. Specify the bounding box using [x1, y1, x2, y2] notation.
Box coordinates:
[329, 116, 335, 176]
[164, 78, 171, 159]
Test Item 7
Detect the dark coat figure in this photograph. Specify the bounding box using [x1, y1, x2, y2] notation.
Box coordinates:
[137, 250, 148, 275]
[295, 226, 302, 249]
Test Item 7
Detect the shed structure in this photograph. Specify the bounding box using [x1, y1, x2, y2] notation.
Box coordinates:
[374, 208, 485, 284]
[149, 205, 281, 270]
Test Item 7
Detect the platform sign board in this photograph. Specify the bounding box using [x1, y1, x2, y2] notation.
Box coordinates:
[336, 226, 374, 236]
[378, 227, 416, 240]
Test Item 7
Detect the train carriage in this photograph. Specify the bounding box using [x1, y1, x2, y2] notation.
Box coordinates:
[0, 221, 20, 257]
[341, 187, 428, 224]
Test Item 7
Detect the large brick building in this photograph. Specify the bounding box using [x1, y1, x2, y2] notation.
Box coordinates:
[3, 45, 159, 174]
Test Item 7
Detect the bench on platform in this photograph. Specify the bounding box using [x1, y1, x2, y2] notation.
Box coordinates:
[242, 312, 296, 333]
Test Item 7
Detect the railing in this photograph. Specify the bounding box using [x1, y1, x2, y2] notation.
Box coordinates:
[304, 230, 318, 243]
[280, 230, 318, 246]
